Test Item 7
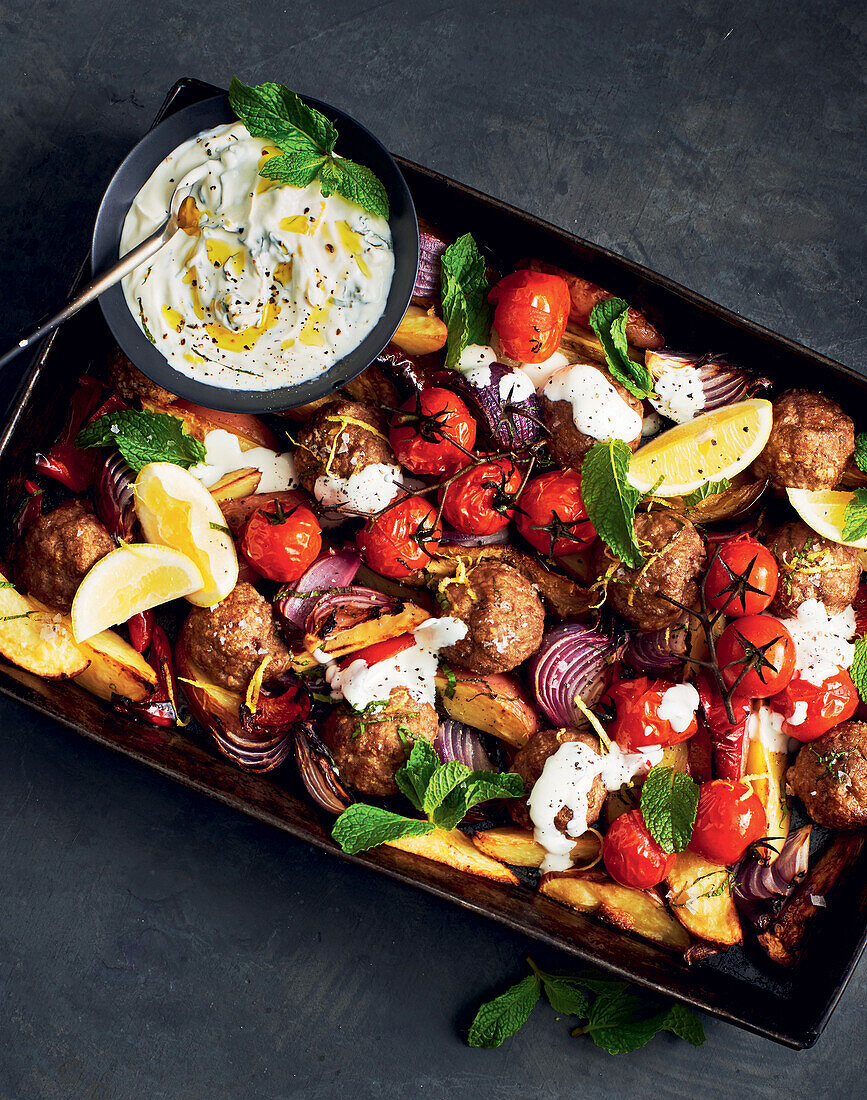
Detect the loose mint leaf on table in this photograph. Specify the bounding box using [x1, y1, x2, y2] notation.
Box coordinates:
[580, 440, 645, 569]
[467, 975, 541, 1048]
[842, 487, 867, 542]
[588, 298, 655, 399]
[441, 234, 491, 368]
[330, 804, 433, 855]
[853, 432, 867, 474]
[528, 963, 591, 1018]
[640, 765, 699, 854]
[683, 477, 733, 507]
[848, 635, 867, 703]
[76, 409, 206, 473]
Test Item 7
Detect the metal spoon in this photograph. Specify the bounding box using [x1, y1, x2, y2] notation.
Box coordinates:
[0, 195, 199, 372]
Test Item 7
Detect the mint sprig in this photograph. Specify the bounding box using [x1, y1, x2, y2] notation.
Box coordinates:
[682, 477, 733, 507]
[588, 298, 655, 399]
[853, 432, 867, 474]
[849, 635, 867, 703]
[331, 739, 523, 854]
[842, 488, 867, 542]
[75, 409, 207, 473]
[467, 958, 705, 1053]
[639, 765, 699, 854]
[580, 440, 645, 569]
[441, 234, 492, 368]
[228, 78, 389, 220]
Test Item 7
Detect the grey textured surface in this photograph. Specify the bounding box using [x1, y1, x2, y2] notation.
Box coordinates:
[0, 1, 865, 1096]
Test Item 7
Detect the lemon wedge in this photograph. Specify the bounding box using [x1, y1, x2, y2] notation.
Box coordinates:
[786, 487, 867, 549]
[71, 543, 203, 643]
[629, 399, 773, 496]
[134, 462, 239, 607]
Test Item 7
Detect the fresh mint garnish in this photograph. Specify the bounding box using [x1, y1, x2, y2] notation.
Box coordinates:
[683, 477, 733, 507]
[640, 765, 699, 854]
[854, 432, 867, 474]
[578, 987, 705, 1054]
[468, 974, 541, 1048]
[842, 488, 867, 542]
[75, 409, 207, 473]
[331, 804, 434, 855]
[580, 440, 645, 569]
[588, 298, 655, 399]
[441, 233, 491, 368]
[229, 78, 389, 220]
[848, 635, 867, 703]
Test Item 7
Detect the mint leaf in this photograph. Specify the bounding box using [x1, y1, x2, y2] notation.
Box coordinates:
[229, 77, 337, 154]
[329, 158, 390, 220]
[76, 409, 206, 473]
[640, 765, 699, 854]
[331, 804, 433, 855]
[441, 234, 491, 368]
[430, 770, 524, 831]
[842, 488, 867, 542]
[394, 738, 441, 812]
[588, 298, 655, 399]
[580, 440, 645, 569]
[531, 966, 591, 1017]
[467, 975, 541, 1048]
[849, 635, 867, 704]
[683, 477, 733, 507]
[423, 759, 473, 817]
[854, 433, 867, 475]
[260, 151, 328, 189]
[581, 989, 671, 1055]
[662, 1003, 706, 1047]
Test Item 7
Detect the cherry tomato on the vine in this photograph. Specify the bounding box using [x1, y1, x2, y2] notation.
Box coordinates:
[440, 456, 521, 536]
[240, 499, 322, 583]
[356, 496, 442, 579]
[603, 809, 676, 889]
[515, 469, 596, 557]
[388, 387, 477, 476]
[688, 779, 767, 864]
[488, 270, 571, 365]
[716, 615, 796, 699]
[772, 668, 859, 742]
[608, 676, 699, 751]
[705, 536, 779, 617]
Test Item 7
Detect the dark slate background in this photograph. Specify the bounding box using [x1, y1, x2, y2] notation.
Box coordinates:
[0, 2, 864, 1096]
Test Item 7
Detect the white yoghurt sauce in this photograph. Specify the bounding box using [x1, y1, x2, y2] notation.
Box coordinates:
[529, 739, 664, 872]
[543, 363, 643, 442]
[313, 462, 404, 515]
[489, 330, 573, 391]
[656, 683, 700, 733]
[649, 363, 706, 423]
[748, 705, 792, 753]
[458, 344, 498, 387]
[498, 367, 535, 404]
[782, 599, 856, 687]
[326, 616, 468, 711]
[189, 428, 297, 492]
[120, 121, 394, 391]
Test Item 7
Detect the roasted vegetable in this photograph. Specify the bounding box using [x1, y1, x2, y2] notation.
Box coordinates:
[664, 850, 742, 947]
[471, 825, 601, 869]
[391, 304, 448, 355]
[75, 628, 159, 703]
[0, 579, 89, 679]
[207, 467, 262, 502]
[435, 668, 540, 748]
[385, 826, 519, 884]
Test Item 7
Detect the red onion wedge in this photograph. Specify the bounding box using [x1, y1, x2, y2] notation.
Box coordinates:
[646, 350, 771, 422]
[435, 362, 544, 450]
[294, 720, 353, 813]
[304, 587, 396, 639]
[413, 219, 450, 301]
[625, 623, 689, 672]
[274, 549, 362, 631]
[528, 623, 617, 727]
[734, 825, 812, 927]
[440, 526, 510, 549]
[435, 719, 494, 772]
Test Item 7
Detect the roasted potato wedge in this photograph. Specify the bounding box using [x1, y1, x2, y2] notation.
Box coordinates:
[75, 628, 158, 703]
[292, 602, 430, 673]
[386, 827, 519, 884]
[435, 668, 540, 748]
[747, 735, 790, 860]
[341, 361, 400, 408]
[391, 305, 448, 355]
[539, 869, 690, 951]
[175, 645, 245, 740]
[664, 850, 742, 947]
[0, 579, 89, 679]
[208, 467, 262, 503]
[471, 826, 601, 869]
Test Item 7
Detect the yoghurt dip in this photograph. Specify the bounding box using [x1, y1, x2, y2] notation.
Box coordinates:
[120, 121, 395, 391]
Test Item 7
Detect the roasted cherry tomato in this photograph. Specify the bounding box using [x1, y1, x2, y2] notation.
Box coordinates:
[515, 469, 596, 556]
[688, 779, 767, 864]
[716, 615, 796, 699]
[705, 535, 778, 617]
[341, 632, 415, 669]
[772, 668, 859, 742]
[603, 809, 676, 889]
[389, 387, 477, 476]
[440, 456, 520, 535]
[240, 499, 322, 583]
[608, 676, 699, 751]
[488, 270, 571, 364]
[356, 496, 442, 579]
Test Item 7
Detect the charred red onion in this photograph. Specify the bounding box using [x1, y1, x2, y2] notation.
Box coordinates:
[435, 719, 494, 771]
[528, 623, 617, 727]
[275, 549, 362, 631]
[440, 526, 510, 548]
[413, 221, 450, 300]
[624, 624, 689, 672]
[734, 825, 812, 927]
[304, 587, 396, 639]
[437, 363, 543, 450]
[294, 720, 353, 813]
[96, 452, 137, 540]
[646, 351, 770, 422]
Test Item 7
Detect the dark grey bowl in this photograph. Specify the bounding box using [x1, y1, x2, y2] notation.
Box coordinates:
[91, 93, 418, 412]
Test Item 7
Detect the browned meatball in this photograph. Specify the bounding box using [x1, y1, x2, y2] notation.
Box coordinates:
[766, 521, 860, 618]
[508, 728, 606, 831]
[438, 561, 545, 674]
[13, 499, 114, 613]
[106, 348, 177, 405]
[179, 582, 292, 692]
[293, 400, 399, 499]
[752, 390, 854, 490]
[593, 510, 706, 632]
[321, 687, 439, 797]
[787, 722, 867, 829]
[540, 367, 643, 470]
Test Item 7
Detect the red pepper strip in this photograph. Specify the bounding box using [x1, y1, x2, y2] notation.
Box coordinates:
[34, 377, 108, 492]
[12, 478, 44, 539]
[240, 676, 311, 740]
[127, 609, 154, 654]
[113, 625, 182, 728]
[696, 673, 751, 780]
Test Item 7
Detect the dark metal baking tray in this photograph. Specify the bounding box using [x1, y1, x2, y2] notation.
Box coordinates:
[1, 77, 864, 1050]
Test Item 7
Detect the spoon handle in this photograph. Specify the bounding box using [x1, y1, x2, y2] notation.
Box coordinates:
[0, 216, 170, 373]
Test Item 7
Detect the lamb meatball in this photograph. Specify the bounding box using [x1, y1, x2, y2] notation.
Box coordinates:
[787, 721, 867, 829]
[293, 399, 402, 512]
[14, 499, 114, 613]
[107, 348, 177, 405]
[179, 582, 292, 692]
[438, 561, 545, 674]
[752, 390, 854, 490]
[508, 728, 606, 831]
[321, 687, 439, 797]
[540, 364, 643, 470]
[766, 521, 860, 617]
[593, 510, 706, 632]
